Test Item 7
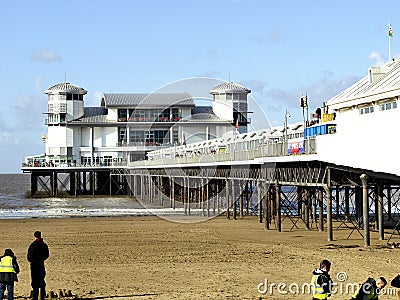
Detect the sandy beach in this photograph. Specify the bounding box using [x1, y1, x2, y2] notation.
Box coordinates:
[1, 215, 400, 300]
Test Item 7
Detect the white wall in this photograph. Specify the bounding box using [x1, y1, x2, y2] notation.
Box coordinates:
[81, 127, 91, 147]
[107, 108, 118, 121]
[316, 107, 400, 176]
[213, 97, 233, 121]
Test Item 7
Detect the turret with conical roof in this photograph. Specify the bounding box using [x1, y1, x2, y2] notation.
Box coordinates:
[44, 82, 87, 124]
[43, 82, 87, 164]
[210, 81, 251, 133]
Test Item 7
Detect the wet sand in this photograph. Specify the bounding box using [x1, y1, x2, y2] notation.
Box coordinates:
[1, 215, 400, 299]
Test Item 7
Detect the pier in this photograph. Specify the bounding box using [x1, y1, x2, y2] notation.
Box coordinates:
[22, 135, 400, 245]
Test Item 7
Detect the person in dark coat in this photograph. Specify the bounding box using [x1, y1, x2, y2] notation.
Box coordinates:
[351, 277, 387, 299]
[27, 231, 49, 300]
[0, 248, 20, 300]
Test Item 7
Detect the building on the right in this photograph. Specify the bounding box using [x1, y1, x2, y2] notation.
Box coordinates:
[317, 59, 400, 175]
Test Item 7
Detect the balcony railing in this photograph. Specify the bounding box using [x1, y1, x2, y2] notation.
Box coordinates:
[129, 138, 317, 167]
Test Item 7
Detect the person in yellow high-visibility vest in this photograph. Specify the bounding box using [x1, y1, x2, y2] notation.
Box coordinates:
[0, 249, 20, 300]
[311, 259, 333, 300]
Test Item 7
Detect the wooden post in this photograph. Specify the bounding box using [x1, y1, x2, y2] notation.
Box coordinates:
[360, 174, 370, 247]
[258, 180, 262, 223]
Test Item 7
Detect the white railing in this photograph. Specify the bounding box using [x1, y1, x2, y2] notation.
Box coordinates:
[128, 138, 317, 167]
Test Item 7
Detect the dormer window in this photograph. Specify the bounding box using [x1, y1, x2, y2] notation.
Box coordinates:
[360, 106, 374, 115]
[380, 101, 397, 111]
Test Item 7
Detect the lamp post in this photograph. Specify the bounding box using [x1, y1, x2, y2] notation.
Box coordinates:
[284, 110, 291, 155]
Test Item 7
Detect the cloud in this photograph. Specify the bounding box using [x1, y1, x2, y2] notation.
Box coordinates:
[368, 51, 386, 66]
[31, 49, 61, 62]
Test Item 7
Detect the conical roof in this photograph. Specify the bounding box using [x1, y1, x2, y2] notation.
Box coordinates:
[209, 82, 250, 94]
[45, 82, 87, 94]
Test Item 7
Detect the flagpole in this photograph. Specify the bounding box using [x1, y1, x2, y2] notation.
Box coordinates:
[389, 23, 393, 61]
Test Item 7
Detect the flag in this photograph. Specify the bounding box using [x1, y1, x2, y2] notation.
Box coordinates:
[389, 23, 393, 37]
[235, 118, 239, 136]
[300, 95, 308, 108]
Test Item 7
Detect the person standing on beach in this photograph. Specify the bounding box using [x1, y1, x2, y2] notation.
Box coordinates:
[311, 259, 333, 300]
[351, 277, 387, 299]
[0, 249, 20, 300]
[27, 231, 49, 300]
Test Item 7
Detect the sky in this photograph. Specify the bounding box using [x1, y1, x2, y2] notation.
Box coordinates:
[1, 0, 399, 173]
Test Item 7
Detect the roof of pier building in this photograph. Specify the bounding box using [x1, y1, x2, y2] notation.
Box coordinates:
[101, 93, 195, 108]
[326, 59, 400, 111]
[209, 82, 251, 94]
[44, 82, 87, 95]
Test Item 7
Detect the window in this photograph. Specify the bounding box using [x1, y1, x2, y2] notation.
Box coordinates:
[118, 128, 126, 142]
[118, 109, 127, 122]
[59, 103, 67, 113]
[173, 129, 179, 144]
[48, 103, 54, 113]
[129, 131, 145, 143]
[360, 106, 374, 114]
[380, 101, 398, 111]
[60, 113, 66, 123]
[171, 108, 180, 121]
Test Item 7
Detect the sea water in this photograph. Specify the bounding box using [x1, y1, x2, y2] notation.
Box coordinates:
[0, 173, 184, 219]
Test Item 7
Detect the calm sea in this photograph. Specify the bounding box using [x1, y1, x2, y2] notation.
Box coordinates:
[0, 173, 181, 219]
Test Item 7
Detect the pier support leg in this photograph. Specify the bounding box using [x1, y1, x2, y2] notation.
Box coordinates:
[326, 186, 333, 241]
[31, 173, 38, 197]
[257, 180, 262, 223]
[305, 188, 310, 230]
[361, 174, 370, 247]
[266, 184, 271, 230]
[232, 179, 237, 220]
[318, 188, 324, 232]
[226, 179, 230, 220]
[377, 184, 384, 240]
[344, 187, 350, 220]
[275, 184, 281, 232]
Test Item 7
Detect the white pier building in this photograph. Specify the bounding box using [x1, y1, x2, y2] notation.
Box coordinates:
[28, 81, 251, 166]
